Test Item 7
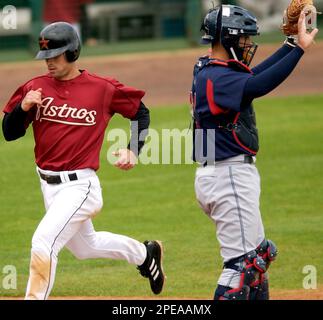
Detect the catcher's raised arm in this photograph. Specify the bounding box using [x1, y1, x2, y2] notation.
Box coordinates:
[282, 0, 319, 35]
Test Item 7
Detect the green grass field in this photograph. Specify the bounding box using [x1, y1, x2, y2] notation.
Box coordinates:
[0, 95, 323, 298]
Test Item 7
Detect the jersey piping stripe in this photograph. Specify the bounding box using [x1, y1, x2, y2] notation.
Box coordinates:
[227, 59, 253, 73]
[44, 181, 92, 299]
[208, 60, 228, 67]
[206, 79, 229, 116]
[228, 167, 247, 254]
[208, 59, 253, 74]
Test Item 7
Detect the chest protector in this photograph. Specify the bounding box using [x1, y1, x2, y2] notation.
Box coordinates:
[191, 58, 259, 155]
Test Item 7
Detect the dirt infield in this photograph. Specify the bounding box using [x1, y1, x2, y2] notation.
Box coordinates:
[2, 288, 323, 300]
[1, 42, 323, 110]
[50, 288, 323, 299]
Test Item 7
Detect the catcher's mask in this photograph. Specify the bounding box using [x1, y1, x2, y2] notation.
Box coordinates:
[35, 22, 81, 62]
[201, 5, 259, 66]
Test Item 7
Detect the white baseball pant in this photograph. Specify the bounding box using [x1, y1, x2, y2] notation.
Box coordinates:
[25, 167, 146, 300]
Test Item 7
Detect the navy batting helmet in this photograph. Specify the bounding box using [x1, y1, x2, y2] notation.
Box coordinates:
[35, 22, 81, 62]
[201, 5, 259, 65]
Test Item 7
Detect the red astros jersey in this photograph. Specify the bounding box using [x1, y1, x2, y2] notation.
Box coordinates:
[3, 70, 145, 171]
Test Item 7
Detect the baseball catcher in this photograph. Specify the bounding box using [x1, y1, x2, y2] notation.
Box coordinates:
[192, 4, 318, 300]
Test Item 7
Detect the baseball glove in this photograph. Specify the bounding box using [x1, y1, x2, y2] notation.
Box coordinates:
[282, 0, 317, 35]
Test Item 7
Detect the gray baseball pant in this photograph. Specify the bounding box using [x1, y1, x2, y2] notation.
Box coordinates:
[194, 154, 265, 288]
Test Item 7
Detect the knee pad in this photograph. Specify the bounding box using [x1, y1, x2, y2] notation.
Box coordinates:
[256, 239, 278, 268]
[216, 250, 267, 300]
[216, 240, 278, 301]
[249, 238, 278, 300]
[243, 250, 267, 285]
[227, 250, 267, 287]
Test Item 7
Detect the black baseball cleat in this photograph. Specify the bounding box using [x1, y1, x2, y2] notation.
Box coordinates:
[137, 240, 165, 295]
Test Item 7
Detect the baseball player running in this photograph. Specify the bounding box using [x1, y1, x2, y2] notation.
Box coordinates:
[2, 22, 165, 300]
[192, 5, 318, 300]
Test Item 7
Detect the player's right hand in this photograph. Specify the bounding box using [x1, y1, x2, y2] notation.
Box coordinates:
[21, 88, 42, 112]
[112, 149, 137, 171]
[298, 11, 319, 51]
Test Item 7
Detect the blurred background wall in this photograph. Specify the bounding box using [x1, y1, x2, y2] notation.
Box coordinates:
[0, 0, 323, 51]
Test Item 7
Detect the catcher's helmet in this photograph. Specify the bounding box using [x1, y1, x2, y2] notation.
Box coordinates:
[201, 5, 259, 65]
[35, 22, 81, 62]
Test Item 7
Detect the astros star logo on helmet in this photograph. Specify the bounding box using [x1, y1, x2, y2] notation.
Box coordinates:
[39, 37, 49, 50]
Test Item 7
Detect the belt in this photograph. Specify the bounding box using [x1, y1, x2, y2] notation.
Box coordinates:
[202, 155, 254, 167]
[39, 172, 78, 184]
[243, 155, 254, 164]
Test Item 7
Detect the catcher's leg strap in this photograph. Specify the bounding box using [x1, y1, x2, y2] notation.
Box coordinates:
[249, 272, 270, 300]
[225, 249, 268, 285]
[214, 284, 250, 300]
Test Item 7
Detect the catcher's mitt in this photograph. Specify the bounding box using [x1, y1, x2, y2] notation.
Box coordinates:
[282, 0, 318, 35]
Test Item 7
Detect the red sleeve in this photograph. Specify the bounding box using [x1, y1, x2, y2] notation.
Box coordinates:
[109, 78, 145, 119]
[3, 82, 34, 128]
[3, 85, 25, 114]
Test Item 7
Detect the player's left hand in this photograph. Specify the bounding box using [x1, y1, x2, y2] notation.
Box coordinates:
[298, 11, 319, 51]
[112, 149, 137, 170]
